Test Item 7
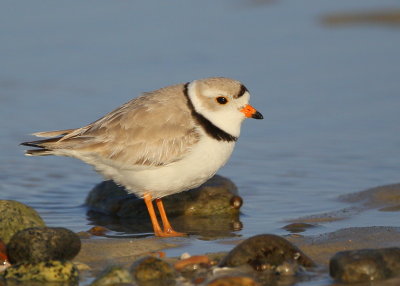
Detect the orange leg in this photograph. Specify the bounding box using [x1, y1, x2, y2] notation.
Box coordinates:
[143, 193, 186, 237]
[143, 193, 164, 237]
[156, 198, 186, 237]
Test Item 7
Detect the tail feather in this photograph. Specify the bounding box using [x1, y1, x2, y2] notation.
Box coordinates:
[31, 129, 75, 138]
[21, 129, 77, 157]
[25, 149, 53, 156]
[20, 137, 62, 148]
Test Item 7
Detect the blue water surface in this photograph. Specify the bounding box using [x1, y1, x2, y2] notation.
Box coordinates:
[1, 0, 399, 258]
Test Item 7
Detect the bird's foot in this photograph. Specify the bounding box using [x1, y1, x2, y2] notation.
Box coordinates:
[155, 228, 187, 237]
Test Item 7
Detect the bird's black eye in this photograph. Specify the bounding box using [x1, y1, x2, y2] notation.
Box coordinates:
[216, 97, 228, 104]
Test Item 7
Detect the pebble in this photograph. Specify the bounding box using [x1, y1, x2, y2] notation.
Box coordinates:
[219, 234, 315, 273]
[87, 226, 110, 236]
[130, 256, 176, 285]
[329, 247, 400, 283]
[3, 260, 79, 282]
[0, 200, 45, 244]
[90, 265, 133, 286]
[206, 276, 259, 286]
[174, 255, 211, 271]
[7, 227, 81, 264]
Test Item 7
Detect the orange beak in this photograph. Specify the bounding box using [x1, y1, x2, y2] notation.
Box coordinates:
[240, 104, 263, 119]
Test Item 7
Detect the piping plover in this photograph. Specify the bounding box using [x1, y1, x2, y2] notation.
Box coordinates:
[21, 77, 263, 237]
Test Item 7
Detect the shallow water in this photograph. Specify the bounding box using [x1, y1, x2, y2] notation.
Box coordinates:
[1, 0, 400, 263]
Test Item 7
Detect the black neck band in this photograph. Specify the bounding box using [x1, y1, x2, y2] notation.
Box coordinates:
[183, 82, 237, 142]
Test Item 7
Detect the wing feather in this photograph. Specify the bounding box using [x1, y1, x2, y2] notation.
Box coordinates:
[43, 83, 200, 167]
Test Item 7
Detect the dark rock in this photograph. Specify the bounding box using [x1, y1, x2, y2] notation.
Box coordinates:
[0, 200, 45, 244]
[329, 247, 400, 283]
[4, 260, 79, 282]
[282, 223, 317, 233]
[219, 234, 315, 273]
[130, 256, 175, 285]
[207, 276, 260, 286]
[7, 227, 81, 264]
[86, 175, 241, 217]
[90, 265, 133, 286]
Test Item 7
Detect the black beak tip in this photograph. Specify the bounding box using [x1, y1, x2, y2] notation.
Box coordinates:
[252, 111, 263, 120]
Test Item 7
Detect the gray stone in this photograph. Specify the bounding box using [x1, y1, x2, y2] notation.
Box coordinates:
[0, 200, 45, 244]
[90, 265, 133, 286]
[219, 234, 315, 273]
[329, 247, 400, 283]
[7, 227, 81, 264]
[3, 260, 79, 282]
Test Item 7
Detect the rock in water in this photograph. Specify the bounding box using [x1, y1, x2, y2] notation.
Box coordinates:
[0, 200, 45, 244]
[86, 175, 241, 217]
[219, 234, 314, 273]
[4, 260, 78, 282]
[7, 227, 81, 264]
[330, 247, 400, 283]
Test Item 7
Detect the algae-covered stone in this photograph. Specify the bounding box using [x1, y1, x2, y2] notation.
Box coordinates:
[7, 227, 81, 264]
[0, 200, 45, 244]
[4, 260, 78, 282]
[329, 247, 400, 283]
[131, 256, 175, 285]
[219, 234, 315, 273]
[91, 265, 133, 286]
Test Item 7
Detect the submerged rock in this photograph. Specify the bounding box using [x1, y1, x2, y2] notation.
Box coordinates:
[3, 260, 78, 282]
[130, 256, 176, 285]
[0, 200, 45, 244]
[322, 9, 400, 27]
[90, 265, 133, 286]
[219, 234, 315, 273]
[7, 227, 81, 264]
[86, 175, 241, 217]
[282, 223, 317, 233]
[330, 247, 400, 283]
[340, 183, 400, 210]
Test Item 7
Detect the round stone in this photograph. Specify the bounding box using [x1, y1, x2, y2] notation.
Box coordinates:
[0, 200, 45, 244]
[130, 256, 175, 283]
[7, 227, 81, 264]
[219, 234, 315, 272]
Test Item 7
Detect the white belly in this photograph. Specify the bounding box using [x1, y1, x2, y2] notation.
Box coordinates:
[80, 136, 235, 198]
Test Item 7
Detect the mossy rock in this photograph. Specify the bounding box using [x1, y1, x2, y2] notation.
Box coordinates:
[0, 200, 45, 244]
[4, 260, 78, 282]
